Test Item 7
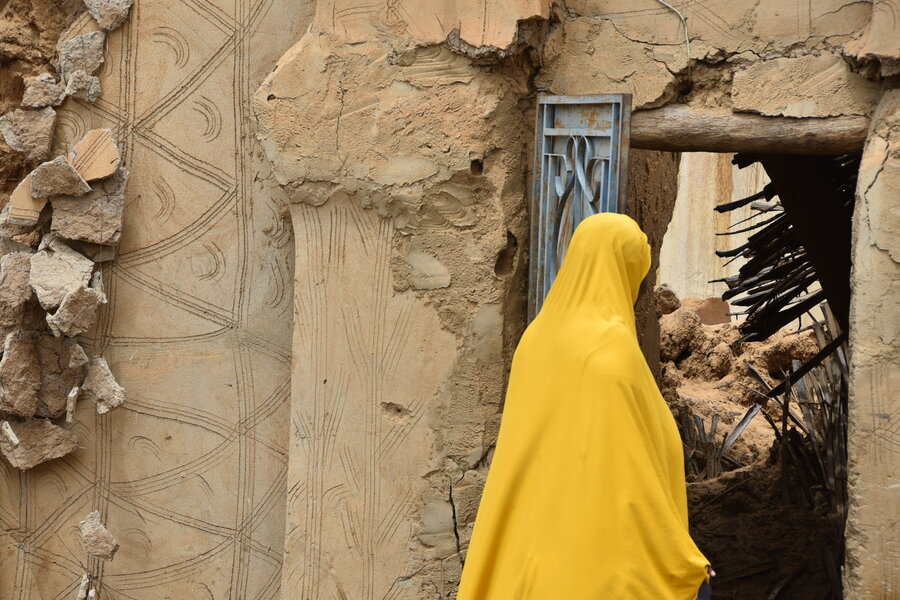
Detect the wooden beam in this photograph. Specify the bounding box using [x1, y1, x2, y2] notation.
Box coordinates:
[630, 106, 869, 155]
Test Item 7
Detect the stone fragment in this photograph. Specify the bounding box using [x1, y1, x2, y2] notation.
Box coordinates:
[51, 168, 127, 245]
[0, 252, 35, 332]
[0, 421, 19, 446]
[0, 331, 41, 418]
[65, 70, 102, 102]
[0, 419, 78, 469]
[732, 54, 881, 118]
[21, 74, 66, 108]
[88, 590, 97, 600]
[35, 336, 89, 418]
[695, 297, 731, 325]
[0, 107, 56, 161]
[81, 357, 125, 414]
[655, 284, 681, 315]
[8, 175, 48, 226]
[69, 129, 120, 181]
[83, 0, 134, 30]
[29, 239, 94, 310]
[30, 156, 91, 198]
[58, 31, 106, 82]
[79, 510, 118, 559]
[46, 286, 106, 337]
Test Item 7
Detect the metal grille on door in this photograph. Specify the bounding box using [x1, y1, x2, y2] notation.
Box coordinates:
[528, 94, 632, 320]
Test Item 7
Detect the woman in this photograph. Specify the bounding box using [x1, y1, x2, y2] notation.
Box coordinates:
[457, 213, 711, 599]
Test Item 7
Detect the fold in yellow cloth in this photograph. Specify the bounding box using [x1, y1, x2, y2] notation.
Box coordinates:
[457, 213, 710, 599]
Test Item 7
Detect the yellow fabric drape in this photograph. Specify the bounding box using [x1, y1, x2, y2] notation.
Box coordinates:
[457, 213, 709, 599]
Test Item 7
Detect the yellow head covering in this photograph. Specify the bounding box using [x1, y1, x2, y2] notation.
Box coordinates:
[457, 213, 709, 599]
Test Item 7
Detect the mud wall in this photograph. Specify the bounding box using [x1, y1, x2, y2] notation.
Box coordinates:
[0, 1, 313, 598]
[0, 0, 897, 599]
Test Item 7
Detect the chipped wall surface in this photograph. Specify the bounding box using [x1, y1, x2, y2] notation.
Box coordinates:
[845, 89, 900, 600]
[0, 1, 312, 598]
[0, 0, 898, 599]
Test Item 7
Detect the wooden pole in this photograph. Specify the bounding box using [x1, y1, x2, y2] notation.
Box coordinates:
[630, 106, 869, 155]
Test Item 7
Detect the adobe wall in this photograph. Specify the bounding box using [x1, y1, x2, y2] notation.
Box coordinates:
[0, 0, 896, 598]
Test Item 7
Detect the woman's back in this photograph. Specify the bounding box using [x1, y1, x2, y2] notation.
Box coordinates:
[456, 213, 709, 599]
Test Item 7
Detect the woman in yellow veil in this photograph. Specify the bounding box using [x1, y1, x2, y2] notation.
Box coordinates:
[457, 213, 711, 599]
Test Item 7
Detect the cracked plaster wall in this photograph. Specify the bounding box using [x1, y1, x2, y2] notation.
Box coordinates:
[0, 0, 897, 598]
[254, 1, 899, 598]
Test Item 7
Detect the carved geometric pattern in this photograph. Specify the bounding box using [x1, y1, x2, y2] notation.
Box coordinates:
[0, 1, 307, 598]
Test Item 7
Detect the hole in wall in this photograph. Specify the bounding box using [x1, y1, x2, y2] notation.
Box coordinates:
[494, 231, 517, 278]
[470, 159, 483, 176]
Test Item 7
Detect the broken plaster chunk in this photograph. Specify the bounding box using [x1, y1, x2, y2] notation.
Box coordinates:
[82, 357, 125, 414]
[46, 286, 107, 337]
[65, 70, 102, 102]
[30, 156, 92, 198]
[79, 510, 119, 559]
[1, 421, 19, 446]
[0, 107, 56, 161]
[8, 174, 49, 226]
[29, 238, 94, 310]
[0, 331, 41, 418]
[76, 574, 90, 600]
[58, 31, 106, 82]
[21, 73, 67, 108]
[0, 253, 34, 340]
[51, 168, 127, 246]
[66, 387, 80, 423]
[83, 0, 134, 30]
[68, 129, 120, 182]
[35, 336, 89, 419]
[0, 419, 78, 469]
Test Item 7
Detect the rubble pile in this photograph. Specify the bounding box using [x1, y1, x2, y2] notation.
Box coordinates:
[0, 0, 132, 474]
[657, 288, 820, 471]
[655, 287, 833, 599]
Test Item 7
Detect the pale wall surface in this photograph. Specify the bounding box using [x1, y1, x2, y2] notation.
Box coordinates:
[845, 89, 900, 600]
[0, 1, 312, 598]
[658, 153, 769, 300]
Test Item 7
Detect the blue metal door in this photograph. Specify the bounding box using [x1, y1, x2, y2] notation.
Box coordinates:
[528, 94, 632, 320]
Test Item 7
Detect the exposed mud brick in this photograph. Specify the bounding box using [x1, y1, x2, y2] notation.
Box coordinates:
[68, 129, 119, 181]
[35, 335, 89, 418]
[65, 70, 101, 101]
[21, 73, 66, 108]
[46, 286, 106, 337]
[57, 31, 106, 81]
[79, 510, 119, 559]
[81, 357, 124, 414]
[695, 297, 730, 325]
[28, 238, 94, 309]
[29, 156, 91, 197]
[51, 167, 126, 245]
[659, 307, 702, 362]
[0, 107, 56, 161]
[0, 331, 41, 417]
[0, 419, 78, 469]
[655, 284, 681, 316]
[732, 54, 881, 118]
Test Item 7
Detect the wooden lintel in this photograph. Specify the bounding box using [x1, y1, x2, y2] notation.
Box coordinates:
[630, 106, 869, 155]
